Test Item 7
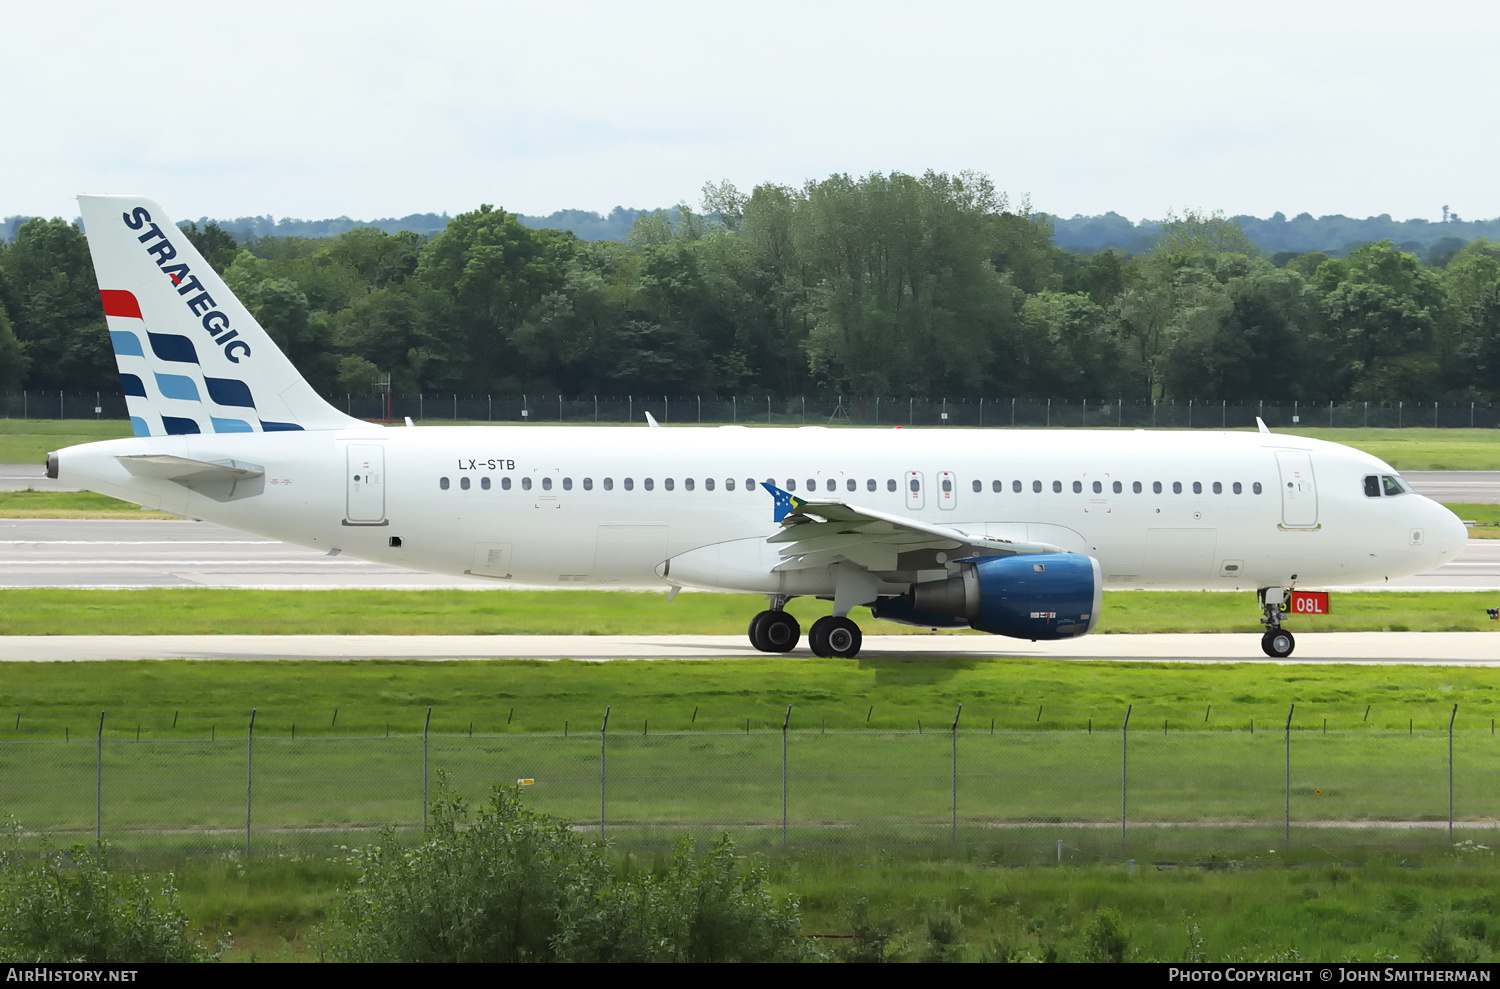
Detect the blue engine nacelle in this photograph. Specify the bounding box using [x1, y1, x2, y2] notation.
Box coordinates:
[906, 553, 1102, 640]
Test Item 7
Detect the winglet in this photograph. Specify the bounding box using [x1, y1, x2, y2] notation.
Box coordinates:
[1256, 417, 1271, 434]
[761, 481, 807, 523]
[645, 412, 661, 428]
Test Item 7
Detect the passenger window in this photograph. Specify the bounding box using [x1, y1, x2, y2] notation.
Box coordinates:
[1072, 481, 1082, 493]
[1032, 480, 1042, 493]
[807, 479, 816, 491]
[1133, 481, 1142, 493]
[867, 479, 877, 492]
[993, 480, 1002, 493]
[1232, 482, 1241, 494]
[685, 478, 695, 491]
[942, 478, 952, 493]
[1013, 480, 1022, 493]
[664, 478, 674, 491]
[1193, 482, 1202, 494]
[1093, 481, 1102, 494]
[1053, 481, 1063, 493]
[972, 480, 982, 493]
[1382, 475, 1407, 496]
[847, 478, 856, 492]
[786, 479, 796, 491]
[541, 477, 551, 490]
[1212, 482, 1221, 494]
[1153, 482, 1162, 494]
[440, 477, 450, 490]
[909, 478, 920, 492]
[563, 477, 573, 491]
[644, 478, 654, 491]
[624, 478, 634, 491]
[1172, 482, 1182, 494]
[603, 478, 613, 491]
[583, 478, 593, 491]
[522, 477, 532, 491]
[704, 478, 713, 491]
[481, 477, 491, 490]
[887, 479, 897, 492]
[828, 479, 838, 492]
[722, 478, 732, 491]
[502, 477, 512, 490]
[461, 477, 471, 490]
[1253, 482, 1262, 494]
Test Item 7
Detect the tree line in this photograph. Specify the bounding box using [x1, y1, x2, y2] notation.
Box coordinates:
[2, 170, 1499, 406]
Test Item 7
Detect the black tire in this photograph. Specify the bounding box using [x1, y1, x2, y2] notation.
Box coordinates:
[823, 616, 862, 658]
[748, 610, 773, 652]
[761, 611, 801, 652]
[1261, 629, 1295, 658]
[808, 616, 834, 657]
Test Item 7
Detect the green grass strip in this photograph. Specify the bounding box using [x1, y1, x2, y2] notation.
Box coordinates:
[4, 588, 1499, 637]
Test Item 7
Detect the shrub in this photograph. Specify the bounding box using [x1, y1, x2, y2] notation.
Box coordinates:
[326, 779, 809, 962]
[0, 834, 210, 963]
[1082, 906, 1130, 963]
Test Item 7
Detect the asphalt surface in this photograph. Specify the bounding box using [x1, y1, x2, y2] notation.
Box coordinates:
[0, 631, 1495, 664]
[3, 517, 1498, 590]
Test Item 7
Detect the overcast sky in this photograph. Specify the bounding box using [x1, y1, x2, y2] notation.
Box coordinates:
[4, 0, 1495, 226]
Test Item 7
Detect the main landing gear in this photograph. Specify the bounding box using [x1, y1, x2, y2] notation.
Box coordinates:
[748, 598, 865, 658]
[1258, 587, 1296, 658]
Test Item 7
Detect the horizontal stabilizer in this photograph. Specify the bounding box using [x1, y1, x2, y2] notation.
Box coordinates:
[116, 454, 264, 483]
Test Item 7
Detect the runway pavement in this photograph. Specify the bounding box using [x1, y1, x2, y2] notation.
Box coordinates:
[1, 631, 1496, 664]
[4, 517, 1499, 590]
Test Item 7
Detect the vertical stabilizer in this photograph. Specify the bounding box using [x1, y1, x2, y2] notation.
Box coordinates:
[78, 195, 365, 436]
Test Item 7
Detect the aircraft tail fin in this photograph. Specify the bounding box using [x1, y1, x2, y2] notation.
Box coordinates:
[78, 195, 365, 437]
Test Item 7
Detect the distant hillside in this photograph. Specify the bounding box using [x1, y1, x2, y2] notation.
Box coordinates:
[1047, 211, 1500, 258]
[7, 206, 1498, 257]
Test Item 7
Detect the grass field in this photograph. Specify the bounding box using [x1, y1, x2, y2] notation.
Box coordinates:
[5, 586, 1500, 639]
[155, 840, 1500, 961]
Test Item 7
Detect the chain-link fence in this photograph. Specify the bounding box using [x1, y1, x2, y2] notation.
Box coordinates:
[3, 706, 1496, 860]
[7, 392, 1500, 429]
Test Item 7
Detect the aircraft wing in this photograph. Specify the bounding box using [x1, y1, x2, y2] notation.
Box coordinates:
[760, 483, 1063, 574]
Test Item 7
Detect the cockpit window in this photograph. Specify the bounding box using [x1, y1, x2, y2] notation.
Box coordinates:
[1382, 474, 1411, 496]
[1364, 475, 1381, 498]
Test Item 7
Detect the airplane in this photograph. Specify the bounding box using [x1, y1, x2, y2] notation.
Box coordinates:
[46, 195, 1468, 659]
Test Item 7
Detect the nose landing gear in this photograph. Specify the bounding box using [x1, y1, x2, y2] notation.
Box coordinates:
[1258, 587, 1296, 658]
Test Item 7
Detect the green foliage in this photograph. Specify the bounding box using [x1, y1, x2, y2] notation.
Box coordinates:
[325, 780, 807, 963]
[7, 177, 1500, 404]
[0, 825, 213, 963]
[1082, 905, 1131, 962]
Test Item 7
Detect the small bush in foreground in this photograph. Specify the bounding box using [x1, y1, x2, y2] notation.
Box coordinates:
[326, 779, 809, 962]
[0, 825, 212, 963]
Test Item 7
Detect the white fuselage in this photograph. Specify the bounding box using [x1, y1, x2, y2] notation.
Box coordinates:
[55, 425, 1466, 598]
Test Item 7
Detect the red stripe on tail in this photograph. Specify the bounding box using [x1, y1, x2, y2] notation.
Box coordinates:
[100, 289, 142, 319]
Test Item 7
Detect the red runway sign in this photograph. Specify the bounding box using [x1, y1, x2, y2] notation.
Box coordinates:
[1288, 590, 1330, 615]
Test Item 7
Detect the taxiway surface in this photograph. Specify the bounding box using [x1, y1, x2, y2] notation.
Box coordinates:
[3, 518, 1498, 590]
[1, 632, 1497, 664]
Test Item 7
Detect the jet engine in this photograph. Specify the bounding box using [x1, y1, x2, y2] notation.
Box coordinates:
[903, 553, 1102, 640]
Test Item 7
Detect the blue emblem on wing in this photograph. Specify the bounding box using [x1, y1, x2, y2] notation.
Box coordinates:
[761, 482, 808, 523]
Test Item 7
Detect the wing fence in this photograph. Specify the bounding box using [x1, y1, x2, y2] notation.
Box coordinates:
[2, 706, 1496, 861]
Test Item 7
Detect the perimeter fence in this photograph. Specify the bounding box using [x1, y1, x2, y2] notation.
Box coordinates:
[7, 392, 1500, 430]
[3, 704, 1498, 861]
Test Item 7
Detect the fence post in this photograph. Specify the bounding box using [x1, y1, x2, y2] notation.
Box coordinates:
[246, 708, 256, 857]
[600, 706, 610, 840]
[782, 705, 792, 847]
[95, 711, 104, 846]
[1121, 704, 1131, 850]
[1449, 703, 1458, 842]
[423, 706, 432, 829]
[951, 703, 962, 844]
[1284, 703, 1294, 846]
